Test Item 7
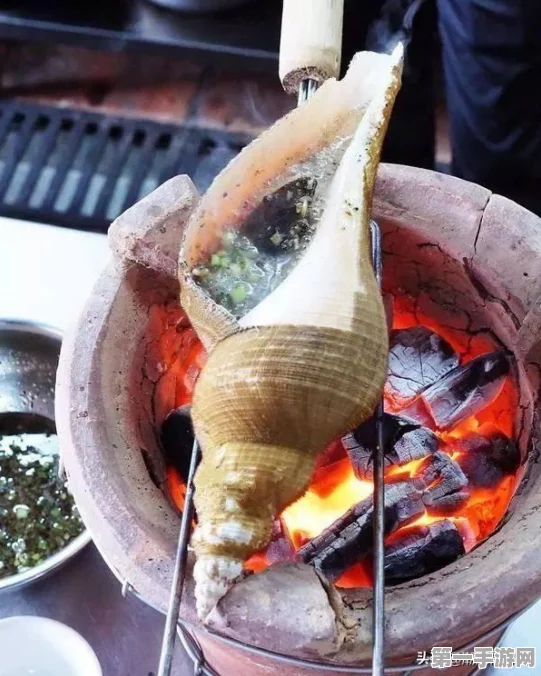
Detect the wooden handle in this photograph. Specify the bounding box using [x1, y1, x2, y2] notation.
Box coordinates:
[279, 0, 344, 95]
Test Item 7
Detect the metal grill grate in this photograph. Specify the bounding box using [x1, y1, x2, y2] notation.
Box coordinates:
[0, 101, 250, 233]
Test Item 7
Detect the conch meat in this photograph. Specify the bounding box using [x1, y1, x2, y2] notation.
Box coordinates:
[178, 45, 404, 620]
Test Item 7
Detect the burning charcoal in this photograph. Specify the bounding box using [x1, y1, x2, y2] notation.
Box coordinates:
[299, 450, 471, 582]
[384, 520, 465, 585]
[454, 517, 477, 553]
[266, 519, 296, 564]
[416, 451, 468, 488]
[403, 351, 510, 430]
[343, 413, 438, 479]
[160, 405, 194, 483]
[419, 452, 469, 515]
[455, 431, 521, 488]
[394, 427, 439, 466]
[395, 396, 435, 429]
[385, 327, 459, 408]
[297, 495, 372, 566]
[298, 481, 425, 581]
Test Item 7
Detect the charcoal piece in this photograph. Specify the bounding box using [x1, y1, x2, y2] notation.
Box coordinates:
[398, 397, 435, 429]
[343, 413, 438, 479]
[417, 451, 466, 487]
[424, 492, 470, 514]
[266, 519, 295, 564]
[242, 177, 317, 254]
[419, 452, 469, 514]
[418, 351, 510, 430]
[297, 495, 372, 564]
[384, 520, 465, 585]
[160, 405, 194, 483]
[455, 432, 521, 488]
[385, 327, 459, 408]
[299, 451, 470, 582]
[394, 427, 438, 467]
[298, 481, 425, 581]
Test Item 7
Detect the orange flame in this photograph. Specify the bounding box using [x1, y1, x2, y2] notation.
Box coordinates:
[281, 459, 373, 549]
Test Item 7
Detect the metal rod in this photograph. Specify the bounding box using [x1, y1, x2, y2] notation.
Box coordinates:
[297, 78, 319, 105]
[370, 221, 386, 676]
[157, 438, 200, 676]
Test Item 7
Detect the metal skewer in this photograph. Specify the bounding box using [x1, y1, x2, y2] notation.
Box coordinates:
[157, 437, 201, 676]
[298, 78, 319, 106]
[370, 220, 386, 676]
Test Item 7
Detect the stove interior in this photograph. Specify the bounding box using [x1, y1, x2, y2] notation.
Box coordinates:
[145, 221, 528, 590]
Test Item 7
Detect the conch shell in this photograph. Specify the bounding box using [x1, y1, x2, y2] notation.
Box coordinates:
[178, 45, 404, 620]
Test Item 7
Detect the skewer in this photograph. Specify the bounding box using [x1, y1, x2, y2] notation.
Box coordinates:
[279, 0, 344, 96]
[370, 221, 386, 676]
[157, 437, 200, 676]
[297, 79, 319, 106]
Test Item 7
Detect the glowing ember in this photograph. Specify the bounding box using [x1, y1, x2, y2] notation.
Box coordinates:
[155, 294, 521, 588]
[167, 466, 186, 512]
[281, 460, 373, 549]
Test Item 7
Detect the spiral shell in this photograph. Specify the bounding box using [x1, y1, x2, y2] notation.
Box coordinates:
[179, 45, 404, 620]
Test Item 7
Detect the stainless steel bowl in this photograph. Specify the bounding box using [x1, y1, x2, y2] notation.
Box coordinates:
[0, 320, 91, 593]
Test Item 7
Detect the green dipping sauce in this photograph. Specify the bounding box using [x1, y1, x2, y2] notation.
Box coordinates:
[0, 430, 84, 578]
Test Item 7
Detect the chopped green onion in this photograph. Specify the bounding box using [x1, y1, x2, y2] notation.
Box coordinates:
[229, 284, 248, 305]
[13, 504, 29, 520]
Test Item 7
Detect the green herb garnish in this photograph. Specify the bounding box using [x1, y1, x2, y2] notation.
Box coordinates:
[0, 433, 84, 578]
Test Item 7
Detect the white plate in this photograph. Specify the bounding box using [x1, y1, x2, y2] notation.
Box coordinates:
[0, 616, 102, 676]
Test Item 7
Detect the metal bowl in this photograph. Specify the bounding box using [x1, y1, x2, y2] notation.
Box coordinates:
[0, 319, 91, 593]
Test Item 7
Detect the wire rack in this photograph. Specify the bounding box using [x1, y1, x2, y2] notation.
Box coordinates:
[0, 100, 249, 233]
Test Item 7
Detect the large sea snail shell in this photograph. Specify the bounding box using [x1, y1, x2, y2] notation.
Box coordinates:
[179, 45, 404, 620]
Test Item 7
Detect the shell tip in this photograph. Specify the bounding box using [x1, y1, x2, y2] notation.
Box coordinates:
[194, 554, 244, 621]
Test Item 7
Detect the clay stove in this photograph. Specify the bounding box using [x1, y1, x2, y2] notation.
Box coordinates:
[56, 164, 541, 675]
